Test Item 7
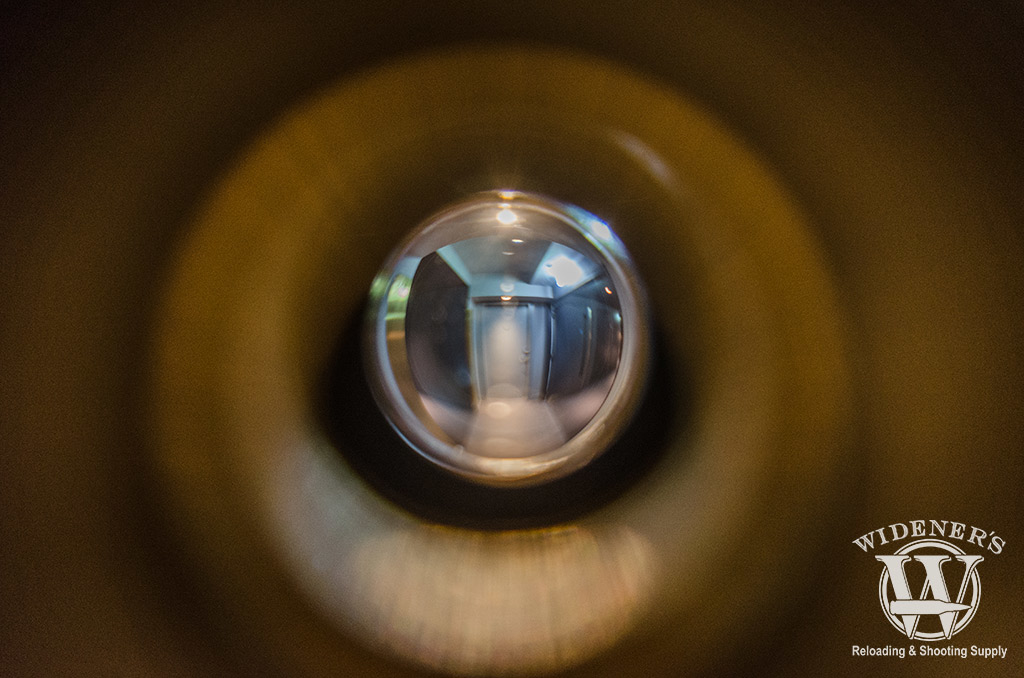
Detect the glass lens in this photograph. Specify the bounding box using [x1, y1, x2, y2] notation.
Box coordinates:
[365, 191, 649, 484]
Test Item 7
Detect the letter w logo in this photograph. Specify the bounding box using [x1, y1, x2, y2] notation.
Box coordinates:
[876, 553, 983, 640]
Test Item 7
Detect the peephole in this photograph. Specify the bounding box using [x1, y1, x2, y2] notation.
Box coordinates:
[363, 190, 651, 485]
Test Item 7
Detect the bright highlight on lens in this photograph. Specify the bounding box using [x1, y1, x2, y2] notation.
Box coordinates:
[543, 254, 586, 288]
[364, 191, 650, 484]
[496, 207, 518, 225]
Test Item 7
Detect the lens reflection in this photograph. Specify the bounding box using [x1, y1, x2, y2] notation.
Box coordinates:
[365, 192, 649, 484]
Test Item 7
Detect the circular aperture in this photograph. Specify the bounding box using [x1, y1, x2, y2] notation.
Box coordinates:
[152, 47, 851, 677]
[364, 191, 649, 485]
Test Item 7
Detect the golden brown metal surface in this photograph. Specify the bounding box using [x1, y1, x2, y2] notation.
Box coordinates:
[2, 2, 1022, 676]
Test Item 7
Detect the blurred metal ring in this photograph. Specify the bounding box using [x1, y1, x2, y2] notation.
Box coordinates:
[152, 46, 851, 676]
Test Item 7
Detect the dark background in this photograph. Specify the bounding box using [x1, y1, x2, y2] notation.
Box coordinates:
[2, 2, 1022, 676]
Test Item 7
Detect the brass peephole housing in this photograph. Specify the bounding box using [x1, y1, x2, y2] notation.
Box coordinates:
[364, 191, 651, 485]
